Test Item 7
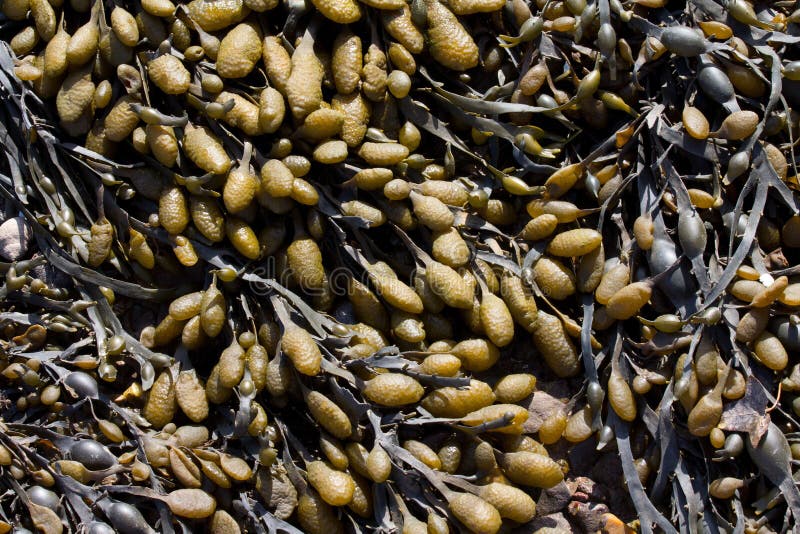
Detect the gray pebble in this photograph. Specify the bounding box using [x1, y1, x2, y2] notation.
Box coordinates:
[0, 216, 32, 261]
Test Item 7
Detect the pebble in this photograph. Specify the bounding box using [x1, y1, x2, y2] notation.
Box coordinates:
[521, 390, 567, 434]
[523, 512, 572, 532]
[568, 501, 610, 532]
[0, 216, 32, 261]
[535, 481, 573, 515]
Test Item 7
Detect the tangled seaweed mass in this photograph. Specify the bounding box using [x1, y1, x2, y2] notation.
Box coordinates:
[1, 0, 800, 531]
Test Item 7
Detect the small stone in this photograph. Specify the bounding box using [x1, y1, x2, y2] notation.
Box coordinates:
[522, 512, 572, 532]
[566, 476, 607, 502]
[0, 216, 32, 261]
[568, 501, 609, 532]
[522, 390, 568, 434]
[535, 481, 572, 515]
